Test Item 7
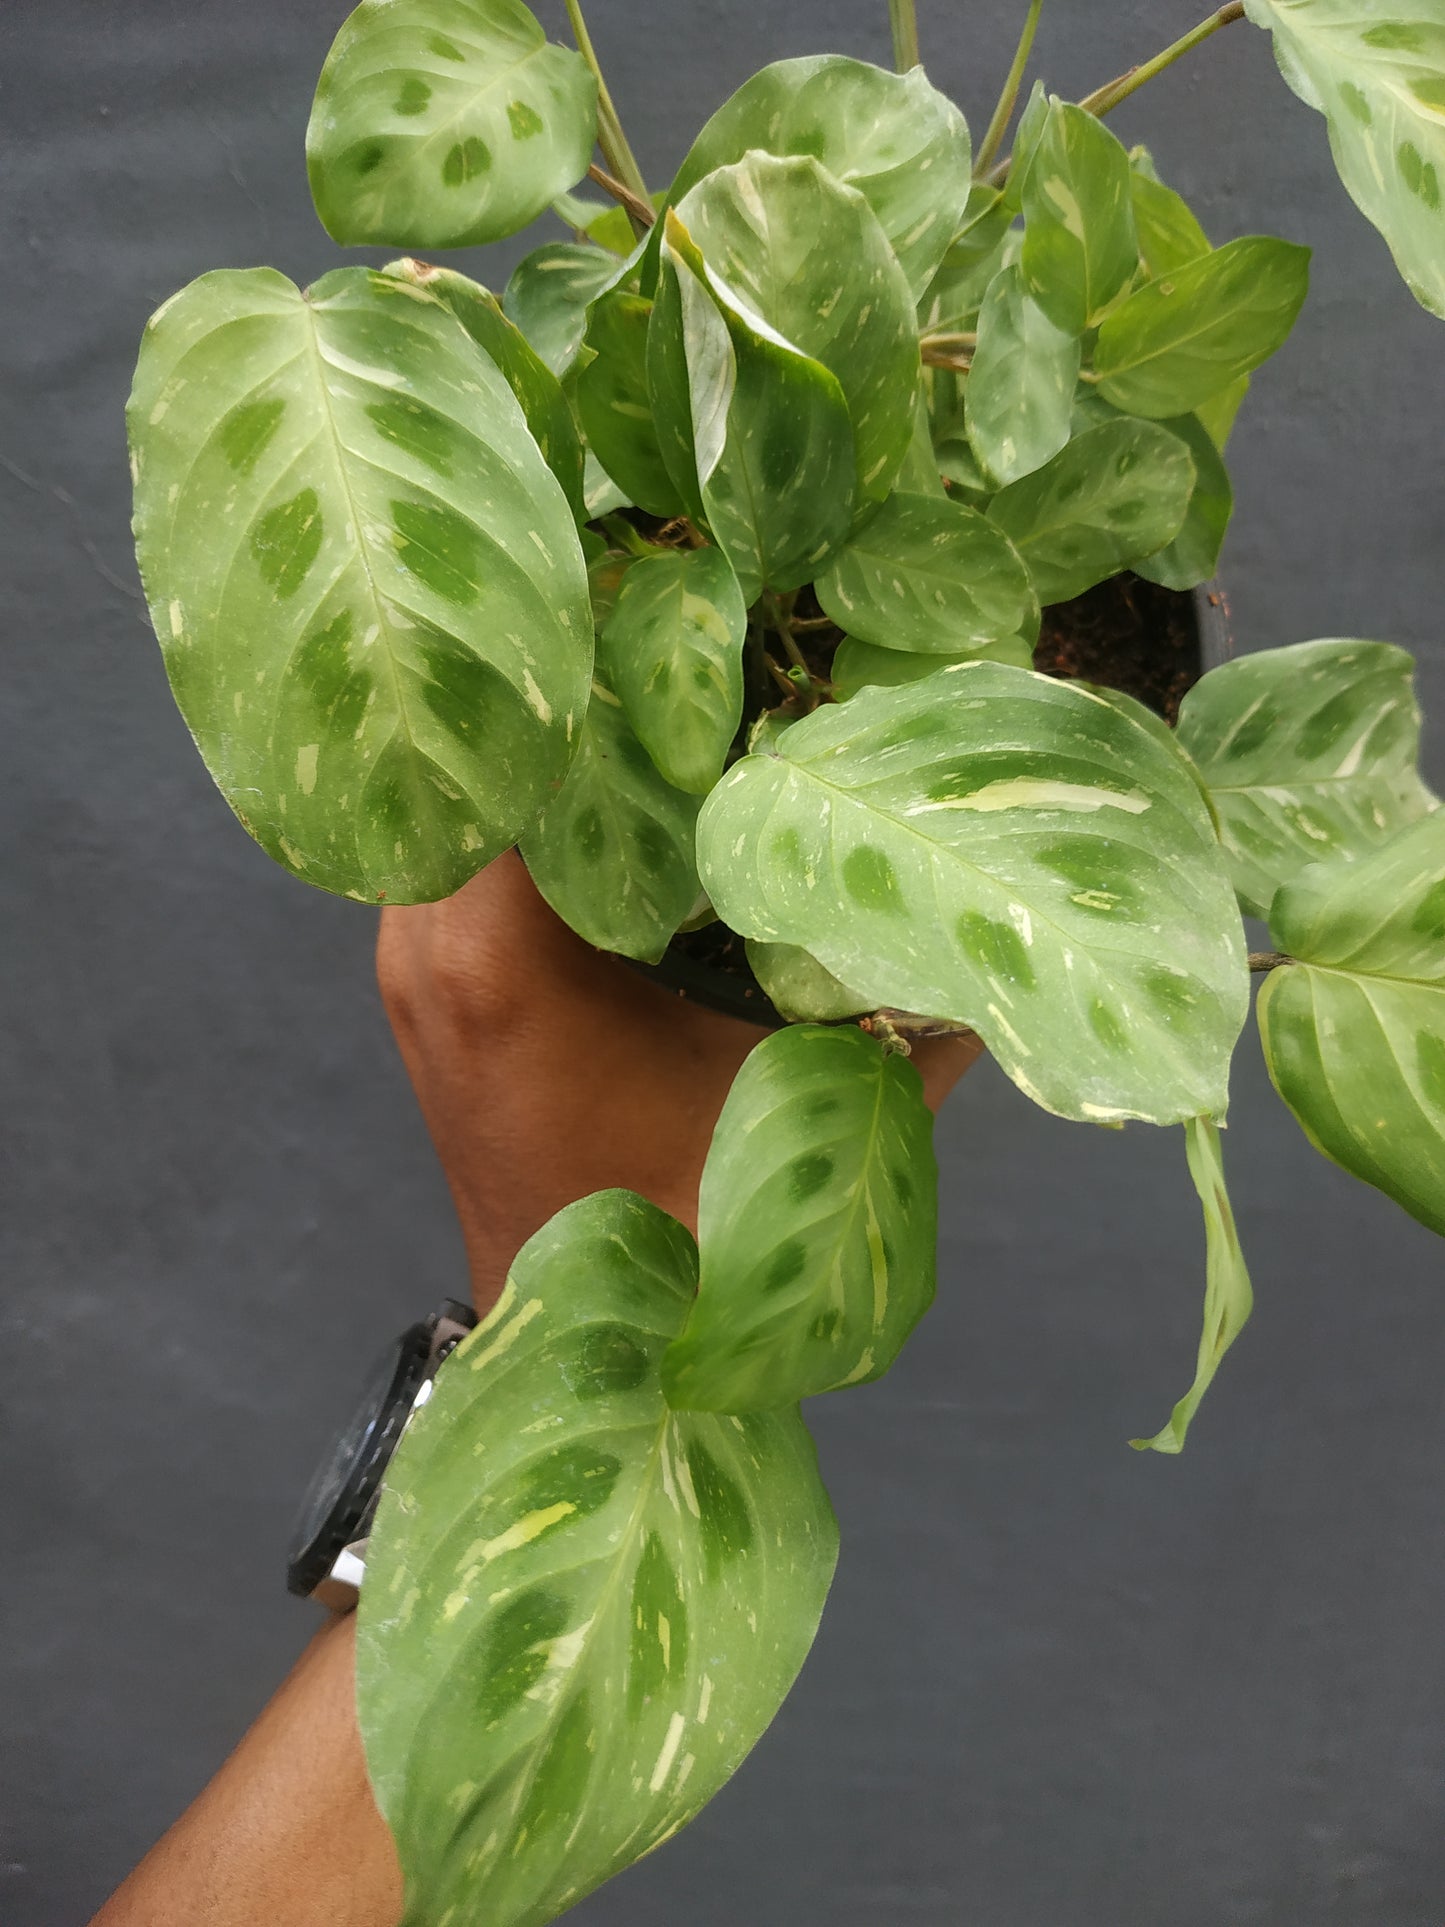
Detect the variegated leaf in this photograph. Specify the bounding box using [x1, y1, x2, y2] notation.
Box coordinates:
[697, 663, 1249, 1126]
[1258, 815, 1445, 1236]
[358, 1190, 838, 1927]
[1176, 639, 1437, 916]
[664, 1025, 937, 1411]
[128, 267, 590, 903]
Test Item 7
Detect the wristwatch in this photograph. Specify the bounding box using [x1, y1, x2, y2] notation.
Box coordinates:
[286, 1297, 478, 1611]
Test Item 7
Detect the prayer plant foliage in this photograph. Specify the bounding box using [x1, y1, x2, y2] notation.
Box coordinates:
[128, 1, 1445, 1920]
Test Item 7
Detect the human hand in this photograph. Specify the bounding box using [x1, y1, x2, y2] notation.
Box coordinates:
[376, 852, 983, 1313]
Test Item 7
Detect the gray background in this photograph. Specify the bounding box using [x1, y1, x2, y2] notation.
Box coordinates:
[4, 2, 1444, 1922]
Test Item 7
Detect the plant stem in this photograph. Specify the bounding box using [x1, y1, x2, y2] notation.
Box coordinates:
[974, 0, 1045, 177]
[1248, 952, 1295, 973]
[888, 0, 920, 72]
[563, 0, 651, 229]
[1077, 3, 1246, 119]
[588, 162, 655, 230]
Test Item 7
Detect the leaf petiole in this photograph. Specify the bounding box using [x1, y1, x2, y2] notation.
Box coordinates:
[888, 0, 920, 73]
[563, 0, 652, 229]
[1078, 3, 1247, 120]
[974, 0, 1045, 177]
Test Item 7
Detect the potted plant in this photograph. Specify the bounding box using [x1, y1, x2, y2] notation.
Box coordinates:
[126, 0, 1445, 1919]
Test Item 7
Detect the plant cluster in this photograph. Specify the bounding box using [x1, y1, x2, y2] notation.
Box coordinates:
[127, 1, 1445, 1920]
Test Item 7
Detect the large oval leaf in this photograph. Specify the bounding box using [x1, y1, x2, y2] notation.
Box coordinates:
[1244, 2, 1445, 319]
[664, 1025, 937, 1411]
[383, 256, 585, 521]
[1130, 410, 1234, 592]
[597, 546, 746, 795]
[1129, 147, 1212, 277]
[670, 56, 972, 300]
[307, 0, 597, 248]
[358, 1190, 838, 1927]
[1093, 236, 1311, 418]
[520, 681, 700, 961]
[128, 266, 590, 903]
[1258, 815, 1445, 1235]
[1020, 99, 1139, 335]
[648, 211, 856, 604]
[966, 261, 1082, 487]
[831, 631, 1035, 699]
[815, 492, 1039, 656]
[1176, 638, 1437, 916]
[986, 418, 1196, 605]
[697, 664, 1248, 1125]
[674, 153, 921, 503]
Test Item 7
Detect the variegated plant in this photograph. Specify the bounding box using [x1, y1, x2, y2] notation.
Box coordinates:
[128, 1, 1445, 1920]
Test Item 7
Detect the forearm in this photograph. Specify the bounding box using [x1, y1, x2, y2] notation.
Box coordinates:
[91, 1615, 402, 1927]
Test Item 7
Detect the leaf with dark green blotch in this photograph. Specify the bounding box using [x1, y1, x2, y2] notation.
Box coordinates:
[674, 153, 920, 504]
[358, 1189, 837, 1927]
[1243, 1, 1445, 319]
[128, 267, 590, 904]
[1093, 236, 1310, 418]
[986, 418, 1195, 605]
[576, 282, 685, 518]
[664, 1025, 938, 1410]
[1131, 411, 1233, 591]
[967, 262, 1081, 486]
[816, 491, 1038, 656]
[307, 0, 597, 249]
[668, 55, 972, 299]
[697, 662, 1248, 1126]
[648, 209, 856, 603]
[520, 681, 702, 961]
[1021, 99, 1138, 334]
[1129, 147, 1212, 277]
[1176, 638, 1437, 916]
[598, 547, 746, 795]
[832, 631, 1033, 699]
[383, 257, 585, 521]
[744, 942, 871, 1021]
[505, 242, 628, 377]
[1131, 1117, 1254, 1453]
[1258, 814, 1445, 1236]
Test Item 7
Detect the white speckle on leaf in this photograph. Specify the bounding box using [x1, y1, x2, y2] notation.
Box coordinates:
[295, 744, 319, 794]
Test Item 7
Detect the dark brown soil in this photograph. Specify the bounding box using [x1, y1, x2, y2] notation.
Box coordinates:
[1034, 572, 1201, 723]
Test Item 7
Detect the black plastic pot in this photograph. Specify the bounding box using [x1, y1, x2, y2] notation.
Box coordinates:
[626, 577, 1235, 1029]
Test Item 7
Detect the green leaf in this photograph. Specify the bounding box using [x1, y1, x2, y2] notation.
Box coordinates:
[831, 631, 1033, 699]
[967, 262, 1082, 485]
[128, 267, 590, 904]
[1176, 638, 1437, 916]
[918, 218, 1018, 338]
[575, 283, 685, 518]
[745, 941, 871, 1020]
[505, 242, 625, 377]
[986, 418, 1196, 605]
[674, 152, 921, 504]
[1001, 79, 1051, 215]
[933, 434, 995, 504]
[697, 663, 1248, 1125]
[815, 492, 1039, 655]
[648, 209, 856, 603]
[383, 256, 585, 521]
[664, 1025, 938, 1409]
[1021, 99, 1139, 334]
[1093, 236, 1311, 418]
[307, 0, 597, 249]
[358, 1189, 838, 1927]
[1131, 410, 1234, 591]
[520, 681, 701, 961]
[597, 547, 746, 795]
[1243, 2, 1445, 319]
[1258, 816, 1445, 1236]
[1129, 149, 1212, 277]
[669, 55, 972, 299]
[1130, 1116, 1254, 1453]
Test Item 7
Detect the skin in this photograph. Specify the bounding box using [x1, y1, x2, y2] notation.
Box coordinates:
[94, 854, 981, 1926]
